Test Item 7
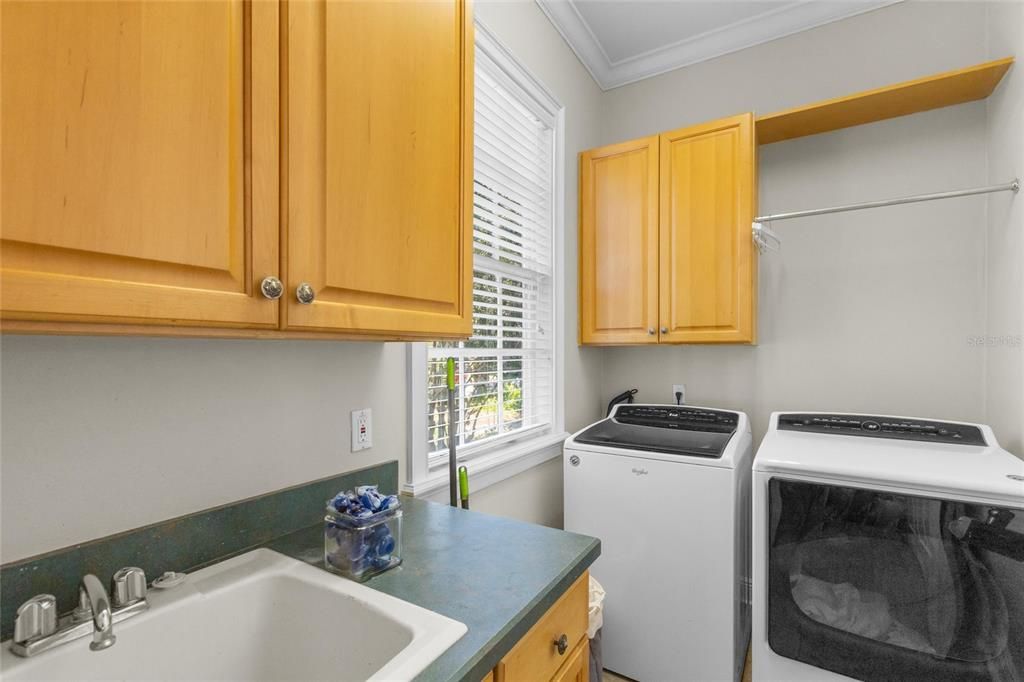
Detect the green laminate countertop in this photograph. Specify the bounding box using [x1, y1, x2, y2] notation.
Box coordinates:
[265, 496, 600, 682]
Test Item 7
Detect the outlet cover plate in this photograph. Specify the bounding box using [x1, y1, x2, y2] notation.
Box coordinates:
[351, 408, 372, 452]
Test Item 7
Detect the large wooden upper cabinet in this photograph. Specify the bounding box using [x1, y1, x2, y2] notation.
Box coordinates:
[0, 0, 473, 339]
[285, 0, 473, 337]
[1, 0, 280, 329]
[579, 113, 757, 345]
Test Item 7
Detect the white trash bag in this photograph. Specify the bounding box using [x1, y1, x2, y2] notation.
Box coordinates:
[588, 576, 606, 682]
[588, 575, 606, 638]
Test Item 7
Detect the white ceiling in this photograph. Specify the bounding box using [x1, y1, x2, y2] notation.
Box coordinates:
[536, 0, 901, 90]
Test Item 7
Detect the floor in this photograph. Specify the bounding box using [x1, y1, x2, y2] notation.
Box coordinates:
[601, 646, 752, 682]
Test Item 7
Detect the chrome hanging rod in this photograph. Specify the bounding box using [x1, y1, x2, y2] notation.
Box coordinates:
[754, 179, 1020, 223]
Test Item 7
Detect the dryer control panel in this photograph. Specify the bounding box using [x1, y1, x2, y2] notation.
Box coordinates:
[778, 413, 986, 446]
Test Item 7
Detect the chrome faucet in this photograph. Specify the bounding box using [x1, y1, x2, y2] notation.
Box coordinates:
[75, 574, 116, 650]
[9, 567, 148, 657]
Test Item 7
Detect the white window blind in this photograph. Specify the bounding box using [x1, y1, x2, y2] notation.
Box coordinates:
[425, 46, 556, 460]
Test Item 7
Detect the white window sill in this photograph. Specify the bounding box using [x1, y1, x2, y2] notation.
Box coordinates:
[402, 431, 570, 498]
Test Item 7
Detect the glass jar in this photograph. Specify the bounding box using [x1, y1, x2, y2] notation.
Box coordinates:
[324, 504, 402, 581]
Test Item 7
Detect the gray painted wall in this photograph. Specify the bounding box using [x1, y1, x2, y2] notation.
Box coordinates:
[985, 1, 1024, 455]
[596, 2, 1021, 453]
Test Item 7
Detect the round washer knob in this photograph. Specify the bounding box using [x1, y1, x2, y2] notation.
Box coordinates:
[295, 283, 316, 305]
[260, 276, 284, 300]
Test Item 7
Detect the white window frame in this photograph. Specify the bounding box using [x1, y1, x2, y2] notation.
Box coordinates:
[405, 19, 567, 498]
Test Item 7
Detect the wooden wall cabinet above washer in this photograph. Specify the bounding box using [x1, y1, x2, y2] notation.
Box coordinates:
[579, 113, 758, 346]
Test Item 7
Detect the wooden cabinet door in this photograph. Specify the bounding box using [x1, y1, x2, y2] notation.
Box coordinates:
[659, 113, 757, 343]
[1, 0, 279, 328]
[552, 638, 589, 682]
[285, 0, 473, 337]
[579, 137, 659, 345]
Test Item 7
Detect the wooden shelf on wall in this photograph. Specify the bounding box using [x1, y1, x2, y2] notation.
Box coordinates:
[756, 56, 1014, 145]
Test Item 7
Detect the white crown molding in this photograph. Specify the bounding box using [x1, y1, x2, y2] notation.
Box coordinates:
[536, 0, 902, 91]
[535, 0, 613, 88]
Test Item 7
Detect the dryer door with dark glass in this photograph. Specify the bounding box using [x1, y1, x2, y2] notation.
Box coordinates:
[767, 478, 1024, 682]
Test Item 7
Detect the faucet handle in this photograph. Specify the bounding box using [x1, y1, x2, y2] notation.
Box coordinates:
[111, 567, 147, 607]
[13, 595, 58, 644]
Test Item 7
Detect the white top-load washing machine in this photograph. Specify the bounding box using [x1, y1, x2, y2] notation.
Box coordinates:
[564, 403, 753, 682]
[753, 412, 1024, 682]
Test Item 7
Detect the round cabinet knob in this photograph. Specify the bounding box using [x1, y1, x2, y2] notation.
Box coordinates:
[661, 327, 669, 334]
[554, 633, 569, 655]
[259, 276, 284, 300]
[648, 328, 655, 335]
[295, 282, 316, 305]
[111, 567, 148, 607]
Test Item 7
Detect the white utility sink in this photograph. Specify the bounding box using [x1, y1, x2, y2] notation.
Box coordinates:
[1, 549, 466, 681]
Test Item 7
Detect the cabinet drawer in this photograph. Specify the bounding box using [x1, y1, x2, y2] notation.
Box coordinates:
[497, 571, 589, 682]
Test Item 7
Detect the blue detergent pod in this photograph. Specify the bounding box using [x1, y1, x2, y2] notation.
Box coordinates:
[348, 539, 369, 562]
[375, 533, 396, 557]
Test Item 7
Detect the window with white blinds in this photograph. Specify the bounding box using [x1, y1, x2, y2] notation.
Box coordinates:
[425, 35, 557, 461]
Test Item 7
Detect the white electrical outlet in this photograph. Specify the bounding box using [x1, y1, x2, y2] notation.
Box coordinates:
[351, 408, 372, 452]
[672, 384, 686, 405]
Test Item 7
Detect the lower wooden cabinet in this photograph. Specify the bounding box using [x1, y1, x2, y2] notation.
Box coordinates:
[491, 571, 590, 682]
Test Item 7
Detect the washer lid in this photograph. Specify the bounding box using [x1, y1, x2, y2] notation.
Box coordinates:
[573, 404, 738, 458]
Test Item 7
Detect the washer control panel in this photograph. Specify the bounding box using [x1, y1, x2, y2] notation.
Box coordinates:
[778, 413, 986, 446]
[615, 405, 738, 431]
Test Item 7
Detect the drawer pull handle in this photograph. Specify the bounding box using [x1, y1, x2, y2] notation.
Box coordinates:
[554, 633, 568, 655]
